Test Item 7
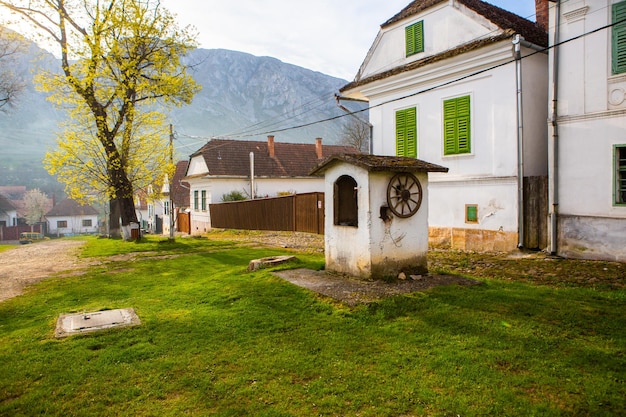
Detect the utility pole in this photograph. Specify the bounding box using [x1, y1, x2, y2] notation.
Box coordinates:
[169, 124, 175, 241]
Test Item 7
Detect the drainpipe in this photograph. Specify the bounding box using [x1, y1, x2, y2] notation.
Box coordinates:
[249, 152, 255, 200]
[549, 0, 561, 255]
[514, 34, 525, 249]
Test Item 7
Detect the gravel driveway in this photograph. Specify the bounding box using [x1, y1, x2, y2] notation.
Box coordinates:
[0, 240, 90, 303]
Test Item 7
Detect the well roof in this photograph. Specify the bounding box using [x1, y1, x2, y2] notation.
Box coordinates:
[310, 154, 449, 176]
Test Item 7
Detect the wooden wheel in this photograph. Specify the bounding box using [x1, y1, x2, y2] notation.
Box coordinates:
[386, 173, 422, 218]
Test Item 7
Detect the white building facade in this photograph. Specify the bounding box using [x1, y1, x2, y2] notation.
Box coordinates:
[340, 0, 550, 252]
[548, 0, 626, 261]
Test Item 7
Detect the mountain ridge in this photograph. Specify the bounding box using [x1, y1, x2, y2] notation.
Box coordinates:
[0, 41, 359, 195]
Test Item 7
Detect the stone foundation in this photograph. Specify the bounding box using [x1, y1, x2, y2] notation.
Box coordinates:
[429, 227, 518, 252]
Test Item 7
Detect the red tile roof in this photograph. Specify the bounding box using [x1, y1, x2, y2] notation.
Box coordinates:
[172, 161, 190, 207]
[190, 139, 358, 178]
[46, 199, 98, 217]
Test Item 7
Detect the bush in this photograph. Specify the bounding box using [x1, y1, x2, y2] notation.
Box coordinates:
[221, 190, 247, 202]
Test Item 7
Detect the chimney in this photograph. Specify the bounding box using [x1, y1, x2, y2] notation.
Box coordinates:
[267, 135, 275, 157]
[535, 0, 549, 33]
[315, 137, 323, 159]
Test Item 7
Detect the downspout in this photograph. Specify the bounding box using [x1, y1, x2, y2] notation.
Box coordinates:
[249, 152, 255, 200]
[513, 34, 525, 249]
[549, 0, 561, 255]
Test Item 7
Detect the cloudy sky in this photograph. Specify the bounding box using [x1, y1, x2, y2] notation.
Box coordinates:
[160, 0, 538, 80]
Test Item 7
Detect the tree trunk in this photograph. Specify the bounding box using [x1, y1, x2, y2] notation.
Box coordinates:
[109, 199, 121, 238]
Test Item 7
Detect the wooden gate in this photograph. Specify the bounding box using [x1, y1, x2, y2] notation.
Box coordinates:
[523, 176, 548, 250]
[177, 211, 191, 234]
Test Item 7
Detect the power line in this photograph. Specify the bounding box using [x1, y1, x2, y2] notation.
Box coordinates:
[213, 15, 622, 139]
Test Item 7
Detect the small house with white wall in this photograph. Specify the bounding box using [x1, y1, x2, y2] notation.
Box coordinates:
[339, 0, 550, 252]
[311, 154, 448, 279]
[546, 0, 626, 261]
[0, 194, 18, 227]
[46, 198, 99, 236]
[184, 136, 357, 235]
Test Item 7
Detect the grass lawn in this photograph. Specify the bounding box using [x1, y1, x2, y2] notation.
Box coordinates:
[0, 235, 624, 416]
[0, 244, 17, 254]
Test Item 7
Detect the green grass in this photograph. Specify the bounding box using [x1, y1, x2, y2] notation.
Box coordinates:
[0, 237, 624, 416]
[0, 244, 17, 254]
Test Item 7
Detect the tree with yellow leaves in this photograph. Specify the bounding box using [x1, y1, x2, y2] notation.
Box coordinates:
[0, 0, 200, 238]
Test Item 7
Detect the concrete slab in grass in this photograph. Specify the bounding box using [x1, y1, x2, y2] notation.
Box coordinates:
[55, 308, 140, 338]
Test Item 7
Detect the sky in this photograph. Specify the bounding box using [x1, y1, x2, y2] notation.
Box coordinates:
[160, 0, 538, 80]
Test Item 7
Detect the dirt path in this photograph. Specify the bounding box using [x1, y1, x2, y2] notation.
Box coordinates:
[0, 240, 91, 303]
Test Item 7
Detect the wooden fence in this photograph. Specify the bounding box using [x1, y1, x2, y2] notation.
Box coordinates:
[0, 224, 45, 241]
[209, 192, 325, 234]
[523, 176, 548, 250]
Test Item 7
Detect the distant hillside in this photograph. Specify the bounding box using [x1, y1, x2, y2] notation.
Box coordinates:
[0, 40, 360, 194]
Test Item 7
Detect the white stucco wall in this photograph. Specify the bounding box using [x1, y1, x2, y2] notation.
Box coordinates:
[548, 0, 626, 260]
[363, 44, 537, 234]
[47, 215, 99, 235]
[360, 3, 501, 80]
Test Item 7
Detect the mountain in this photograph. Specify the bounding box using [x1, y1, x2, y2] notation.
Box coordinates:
[0, 40, 360, 195]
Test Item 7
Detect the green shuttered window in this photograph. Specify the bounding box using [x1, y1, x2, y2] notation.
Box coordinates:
[613, 1, 626, 74]
[443, 95, 471, 155]
[396, 107, 417, 158]
[616, 146, 626, 205]
[405, 21, 424, 57]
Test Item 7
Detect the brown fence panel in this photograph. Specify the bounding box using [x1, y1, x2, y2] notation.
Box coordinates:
[209, 192, 325, 234]
[0, 224, 44, 241]
[210, 195, 295, 231]
[295, 193, 324, 234]
[523, 176, 548, 250]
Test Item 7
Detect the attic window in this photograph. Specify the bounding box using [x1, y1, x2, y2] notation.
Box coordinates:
[334, 175, 358, 227]
[406, 21, 424, 57]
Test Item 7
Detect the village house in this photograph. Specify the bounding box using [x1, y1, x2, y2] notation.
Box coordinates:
[184, 136, 356, 234]
[45, 198, 99, 236]
[339, 0, 550, 252]
[0, 194, 18, 228]
[161, 160, 191, 236]
[546, 0, 626, 261]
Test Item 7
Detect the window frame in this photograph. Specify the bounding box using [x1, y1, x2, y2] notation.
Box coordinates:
[201, 190, 207, 211]
[333, 175, 358, 227]
[193, 190, 199, 211]
[82, 219, 92, 227]
[395, 107, 418, 158]
[614, 145, 626, 205]
[405, 20, 424, 57]
[443, 95, 472, 156]
[57, 220, 68, 228]
[613, 1, 626, 75]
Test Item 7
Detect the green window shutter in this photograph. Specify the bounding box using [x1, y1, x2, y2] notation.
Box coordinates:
[396, 110, 406, 156]
[396, 107, 417, 158]
[405, 21, 424, 57]
[443, 96, 471, 155]
[613, 2, 626, 74]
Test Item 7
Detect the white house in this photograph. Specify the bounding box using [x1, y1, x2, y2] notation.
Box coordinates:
[547, 0, 626, 261]
[184, 136, 357, 234]
[0, 194, 18, 227]
[339, 0, 550, 252]
[46, 198, 99, 235]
